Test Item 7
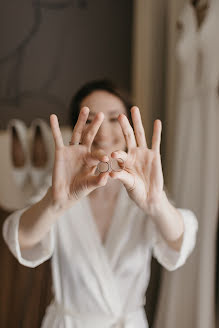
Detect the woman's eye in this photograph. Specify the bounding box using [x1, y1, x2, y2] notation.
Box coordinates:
[86, 119, 92, 124]
[110, 118, 118, 123]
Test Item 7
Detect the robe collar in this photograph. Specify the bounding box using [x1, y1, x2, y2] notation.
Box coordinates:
[73, 185, 128, 316]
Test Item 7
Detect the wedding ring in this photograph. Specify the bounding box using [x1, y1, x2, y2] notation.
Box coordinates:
[97, 161, 110, 173]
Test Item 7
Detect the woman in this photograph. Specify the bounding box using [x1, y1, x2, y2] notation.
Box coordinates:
[3, 80, 198, 327]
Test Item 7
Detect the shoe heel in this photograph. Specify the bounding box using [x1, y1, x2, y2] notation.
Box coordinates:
[7, 119, 29, 189]
[30, 118, 54, 191]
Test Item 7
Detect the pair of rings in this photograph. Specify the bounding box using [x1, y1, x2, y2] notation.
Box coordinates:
[97, 158, 125, 173]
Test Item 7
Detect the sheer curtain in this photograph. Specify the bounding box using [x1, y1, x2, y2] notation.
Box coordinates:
[131, 2, 168, 324]
[132, 0, 167, 144]
[132, 0, 219, 327]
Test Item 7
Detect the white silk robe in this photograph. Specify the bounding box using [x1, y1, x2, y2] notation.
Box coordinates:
[2, 185, 198, 328]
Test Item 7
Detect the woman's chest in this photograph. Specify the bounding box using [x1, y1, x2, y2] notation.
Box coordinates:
[55, 201, 151, 267]
[54, 193, 153, 278]
[54, 213, 151, 291]
[89, 196, 117, 245]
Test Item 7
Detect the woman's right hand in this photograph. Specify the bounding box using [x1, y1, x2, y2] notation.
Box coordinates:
[50, 107, 109, 210]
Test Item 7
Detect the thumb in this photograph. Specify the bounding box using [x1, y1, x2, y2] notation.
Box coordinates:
[86, 171, 109, 193]
[110, 170, 135, 192]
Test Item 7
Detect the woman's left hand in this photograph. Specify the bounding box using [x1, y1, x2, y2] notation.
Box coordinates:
[110, 106, 165, 215]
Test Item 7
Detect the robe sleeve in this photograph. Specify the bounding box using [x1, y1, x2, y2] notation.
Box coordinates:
[151, 208, 198, 271]
[2, 185, 55, 268]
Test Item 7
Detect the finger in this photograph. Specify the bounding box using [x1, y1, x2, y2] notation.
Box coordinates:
[111, 150, 128, 162]
[131, 106, 147, 147]
[82, 112, 104, 148]
[50, 114, 64, 149]
[118, 114, 137, 150]
[151, 120, 162, 153]
[86, 149, 109, 166]
[87, 171, 109, 192]
[70, 106, 89, 145]
[151, 153, 164, 190]
[111, 150, 128, 171]
[110, 170, 135, 192]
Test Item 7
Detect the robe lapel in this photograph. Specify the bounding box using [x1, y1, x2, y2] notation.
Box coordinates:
[103, 186, 131, 267]
[77, 187, 128, 316]
[68, 206, 113, 313]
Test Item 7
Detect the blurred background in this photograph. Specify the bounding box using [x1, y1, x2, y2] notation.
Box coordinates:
[0, 0, 218, 327]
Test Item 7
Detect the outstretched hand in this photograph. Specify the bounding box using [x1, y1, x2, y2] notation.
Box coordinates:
[50, 107, 109, 209]
[110, 106, 164, 215]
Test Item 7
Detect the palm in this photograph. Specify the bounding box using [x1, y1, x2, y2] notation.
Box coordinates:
[110, 107, 164, 212]
[125, 148, 163, 209]
[53, 145, 88, 202]
[50, 108, 109, 208]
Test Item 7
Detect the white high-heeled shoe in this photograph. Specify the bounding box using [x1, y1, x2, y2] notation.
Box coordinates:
[0, 120, 33, 210]
[29, 118, 54, 192]
[7, 119, 30, 189]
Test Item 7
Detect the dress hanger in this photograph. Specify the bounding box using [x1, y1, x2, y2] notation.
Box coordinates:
[176, 0, 210, 32]
[190, 0, 210, 27]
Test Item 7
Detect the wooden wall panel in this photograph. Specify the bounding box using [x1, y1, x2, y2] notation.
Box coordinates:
[0, 208, 52, 328]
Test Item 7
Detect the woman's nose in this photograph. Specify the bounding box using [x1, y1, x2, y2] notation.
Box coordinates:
[96, 120, 110, 140]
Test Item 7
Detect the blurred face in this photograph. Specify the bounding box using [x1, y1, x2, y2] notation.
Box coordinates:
[80, 90, 127, 155]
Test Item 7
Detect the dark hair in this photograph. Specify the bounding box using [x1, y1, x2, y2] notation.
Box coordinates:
[69, 79, 133, 128]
